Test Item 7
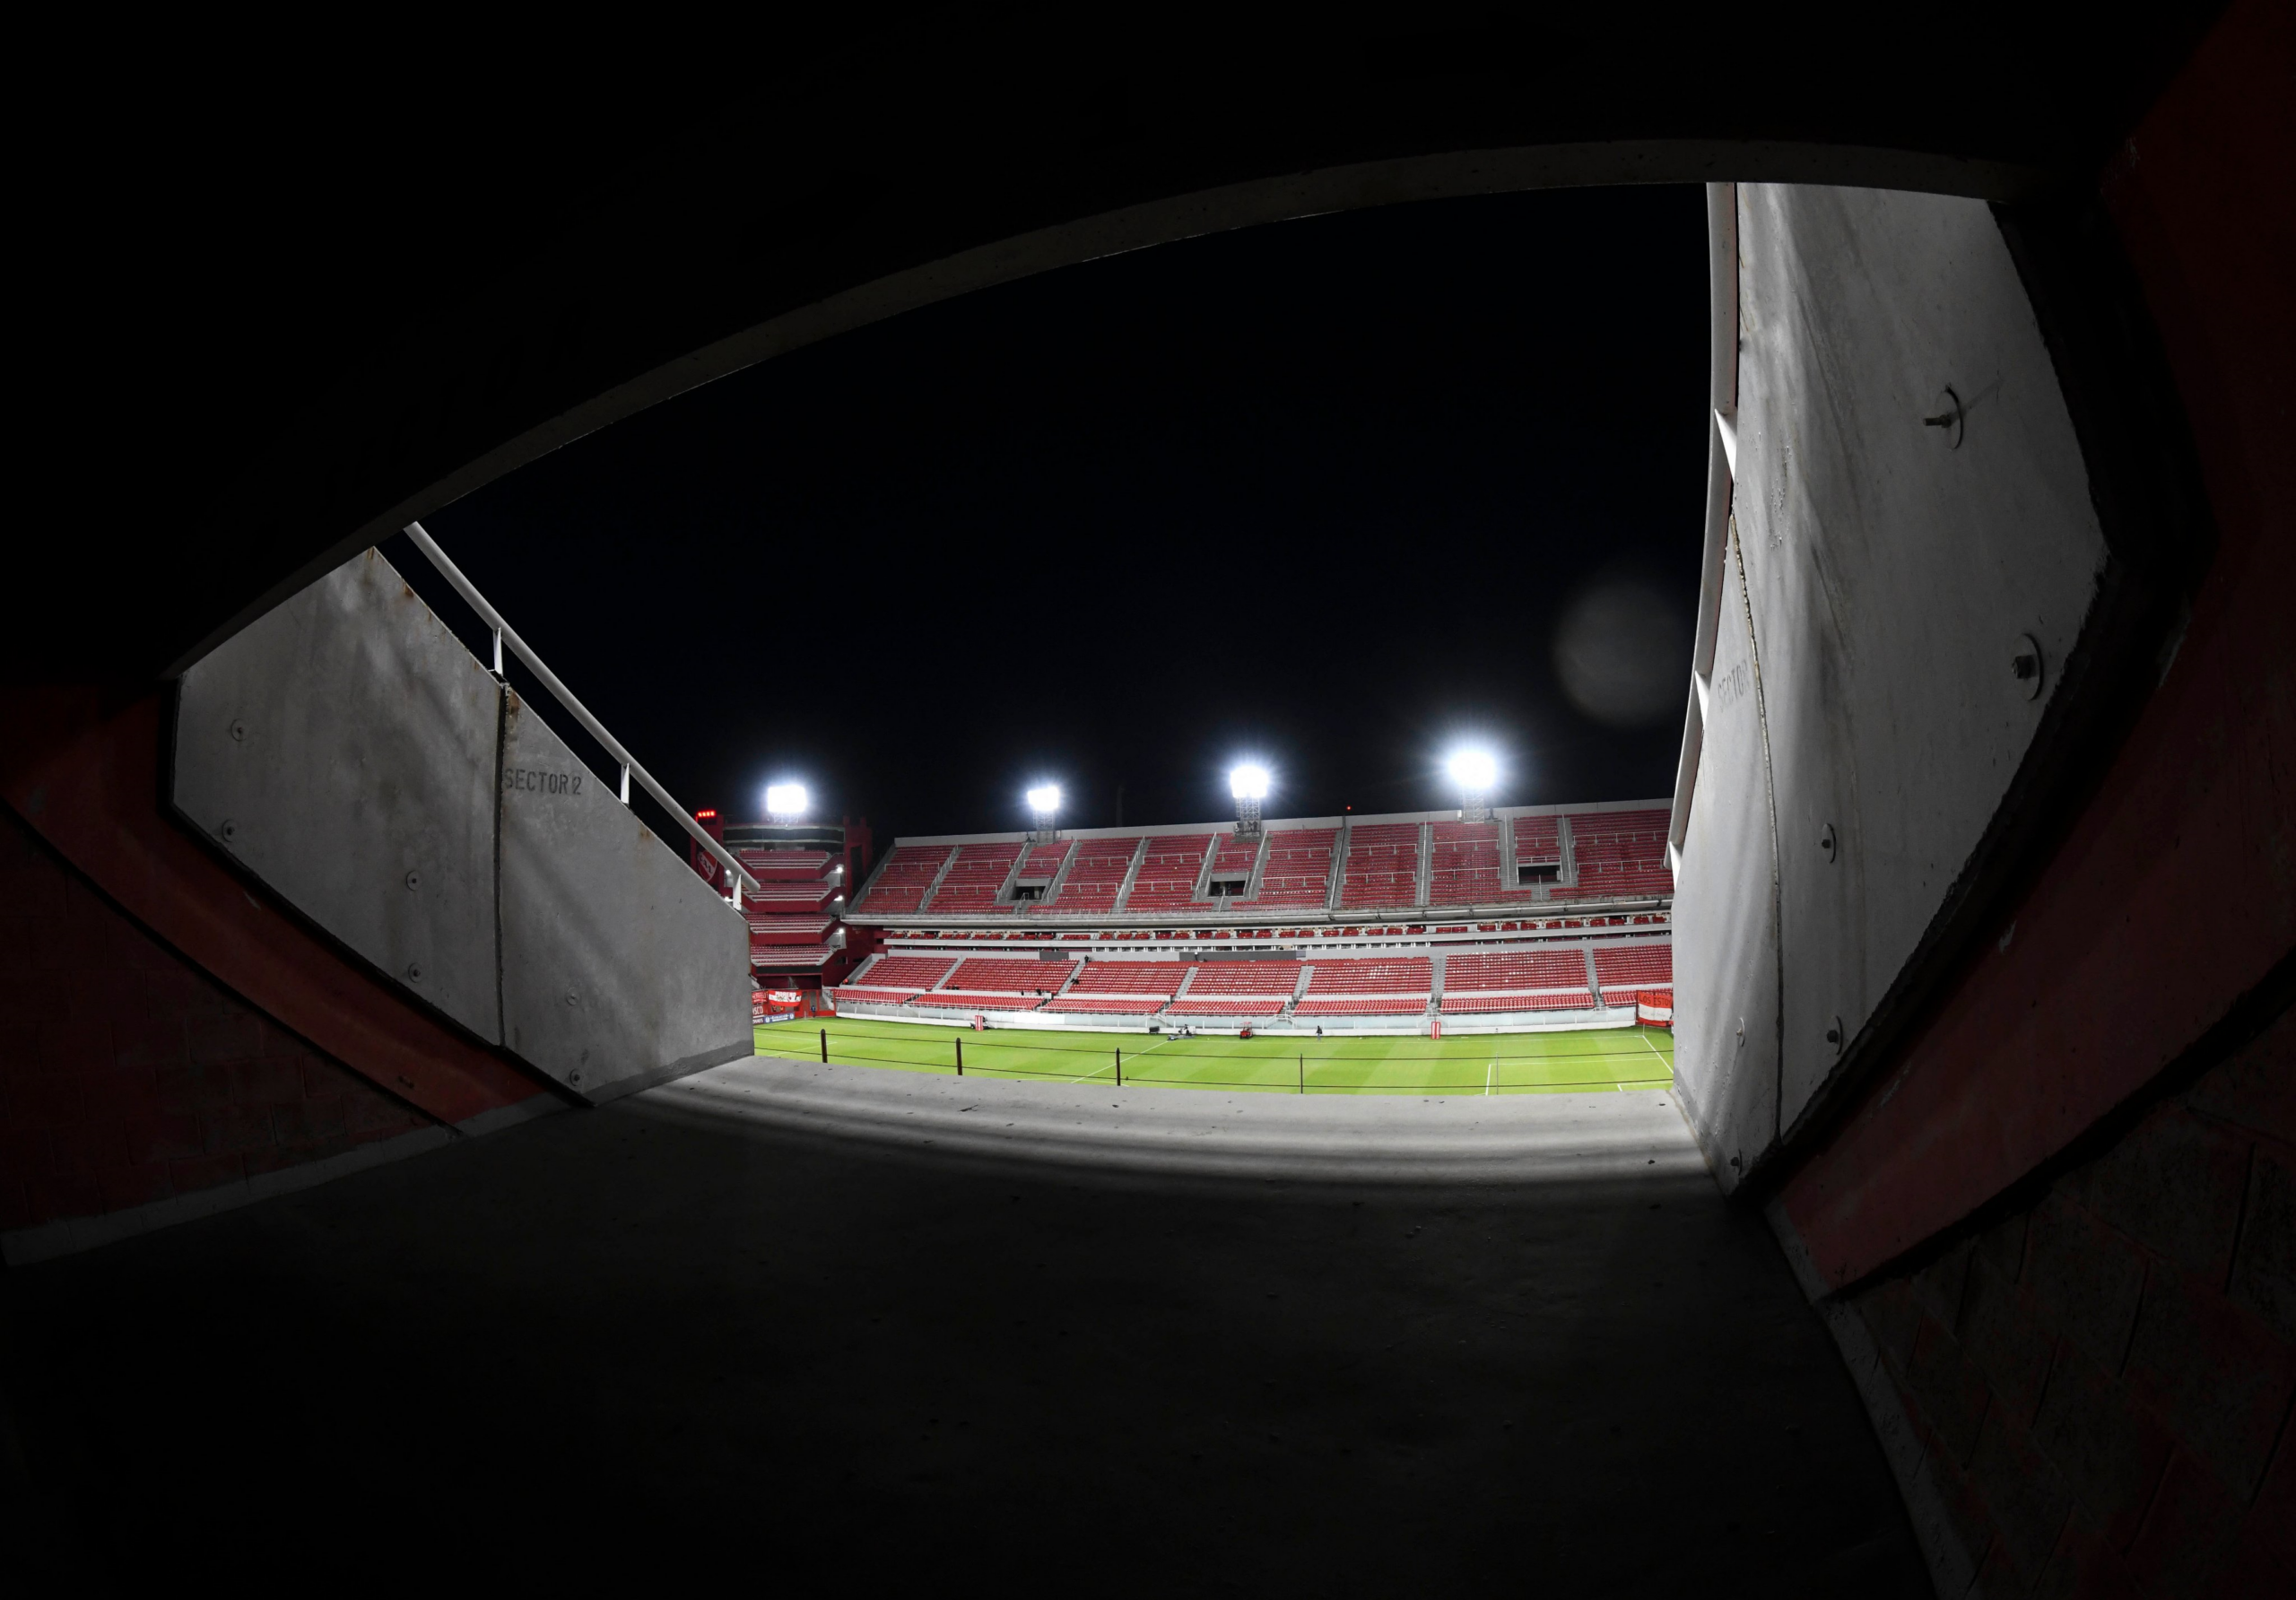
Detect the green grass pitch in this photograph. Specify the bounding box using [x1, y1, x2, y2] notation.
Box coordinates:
[756, 1014, 1674, 1096]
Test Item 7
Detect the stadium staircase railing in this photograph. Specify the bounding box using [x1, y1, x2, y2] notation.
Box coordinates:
[403, 523, 761, 904]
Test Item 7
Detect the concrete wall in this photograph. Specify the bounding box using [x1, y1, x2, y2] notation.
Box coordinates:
[1674, 184, 2108, 1186]
[1673, 517, 1781, 1178]
[1756, 4, 2295, 1592]
[172, 550, 752, 1104]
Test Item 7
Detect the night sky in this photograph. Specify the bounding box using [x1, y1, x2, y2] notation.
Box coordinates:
[389, 183, 1709, 848]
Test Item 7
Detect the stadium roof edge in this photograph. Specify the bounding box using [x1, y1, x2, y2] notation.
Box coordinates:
[887, 798, 1672, 849]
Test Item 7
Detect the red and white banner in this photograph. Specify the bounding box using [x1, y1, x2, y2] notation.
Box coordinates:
[1636, 990, 1674, 1027]
[766, 989, 804, 1006]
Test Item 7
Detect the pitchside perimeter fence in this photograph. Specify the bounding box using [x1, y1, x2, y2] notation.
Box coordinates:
[770, 1027, 1674, 1095]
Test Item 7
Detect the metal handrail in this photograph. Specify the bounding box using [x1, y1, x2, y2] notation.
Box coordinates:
[402, 522, 761, 898]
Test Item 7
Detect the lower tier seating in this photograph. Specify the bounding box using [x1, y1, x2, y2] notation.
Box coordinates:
[831, 986, 926, 1006]
[1439, 991, 1600, 1013]
[851, 954, 959, 991]
[1303, 957, 1434, 995]
[1169, 996, 1288, 1016]
[942, 957, 1078, 994]
[1446, 948, 1587, 992]
[911, 992, 1049, 1012]
[1293, 996, 1429, 1017]
[1592, 943, 1674, 993]
[1066, 961, 1191, 996]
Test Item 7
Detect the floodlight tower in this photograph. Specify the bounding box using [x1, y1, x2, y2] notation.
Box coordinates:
[1026, 783, 1061, 842]
[765, 782, 809, 823]
[1448, 750, 1497, 822]
[1230, 763, 1269, 835]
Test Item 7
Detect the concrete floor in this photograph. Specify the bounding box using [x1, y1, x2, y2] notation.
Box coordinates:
[6, 1055, 1926, 1595]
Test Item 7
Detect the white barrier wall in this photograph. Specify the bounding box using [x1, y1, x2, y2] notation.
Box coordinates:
[1674, 187, 2108, 1187]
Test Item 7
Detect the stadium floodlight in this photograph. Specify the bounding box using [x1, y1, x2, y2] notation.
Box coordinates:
[1229, 762, 1270, 834]
[765, 782, 808, 820]
[1025, 783, 1062, 841]
[1448, 748, 1498, 822]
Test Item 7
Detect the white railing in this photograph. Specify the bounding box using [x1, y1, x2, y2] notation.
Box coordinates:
[402, 522, 761, 901]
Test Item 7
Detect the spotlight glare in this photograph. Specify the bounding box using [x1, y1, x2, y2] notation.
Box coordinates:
[1026, 784, 1062, 814]
[1447, 750, 1499, 792]
[764, 782, 808, 817]
[1229, 763, 1270, 801]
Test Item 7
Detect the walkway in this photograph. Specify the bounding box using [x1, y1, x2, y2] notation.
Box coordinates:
[7, 1055, 1927, 1592]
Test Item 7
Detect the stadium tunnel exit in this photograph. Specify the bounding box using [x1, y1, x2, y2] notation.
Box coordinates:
[5, 6, 2290, 1592]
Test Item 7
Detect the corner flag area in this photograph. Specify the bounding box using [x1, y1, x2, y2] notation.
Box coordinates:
[761, 1015, 1674, 1095]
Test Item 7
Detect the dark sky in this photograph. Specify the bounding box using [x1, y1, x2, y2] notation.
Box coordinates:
[389, 184, 1709, 848]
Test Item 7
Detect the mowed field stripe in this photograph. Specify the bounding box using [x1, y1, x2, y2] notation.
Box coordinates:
[767, 1016, 1676, 1098]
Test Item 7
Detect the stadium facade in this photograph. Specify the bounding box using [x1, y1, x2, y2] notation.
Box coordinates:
[819, 800, 1674, 1034]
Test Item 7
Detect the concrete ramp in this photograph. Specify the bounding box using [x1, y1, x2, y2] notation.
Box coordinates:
[170, 547, 749, 1102]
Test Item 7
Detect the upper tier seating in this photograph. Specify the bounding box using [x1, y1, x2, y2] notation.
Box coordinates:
[746, 914, 836, 945]
[1039, 837, 1139, 914]
[1427, 822, 1501, 905]
[1514, 815, 1561, 866]
[741, 881, 839, 913]
[927, 842, 1026, 912]
[1122, 834, 1215, 911]
[738, 848, 835, 881]
[750, 943, 837, 970]
[1592, 943, 1674, 994]
[1569, 809, 1674, 898]
[1445, 948, 1589, 992]
[942, 957, 1078, 995]
[1206, 833, 1260, 883]
[1015, 840, 1072, 880]
[1338, 824, 1422, 909]
[1253, 829, 1336, 907]
[854, 845, 953, 913]
[1472, 814, 1563, 903]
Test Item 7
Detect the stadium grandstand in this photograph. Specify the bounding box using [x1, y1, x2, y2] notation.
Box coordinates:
[831, 800, 1671, 1034]
[688, 810, 880, 993]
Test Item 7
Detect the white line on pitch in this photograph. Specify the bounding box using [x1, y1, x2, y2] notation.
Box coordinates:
[1638, 1029, 1671, 1072]
[1070, 1033, 1177, 1083]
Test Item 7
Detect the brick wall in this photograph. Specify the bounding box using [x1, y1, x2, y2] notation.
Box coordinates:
[0, 807, 436, 1237]
[1845, 1006, 2294, 1595]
